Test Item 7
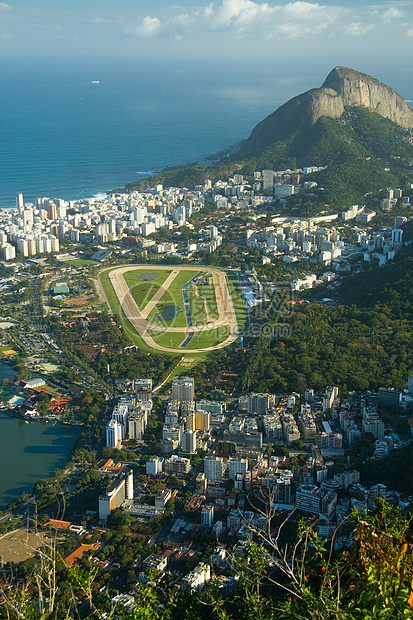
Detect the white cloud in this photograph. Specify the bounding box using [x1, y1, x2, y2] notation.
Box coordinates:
[126, 16, 162, 37]
[381, 7, 403, 20]
[0, 3, 11, 11]
[345, 21, 375, 35]
[204, 3, 215, 17]
[368, 1, 413, 8]
[211, 0, 258, 28]
[123, 0, 394, 41]
[407, 25, 413, 34]
[208, 0, 350, 36]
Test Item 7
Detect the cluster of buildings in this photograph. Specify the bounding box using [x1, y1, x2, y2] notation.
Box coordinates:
[2, 186, 223, 261]
[62, 370, 413, 602]
[132, 378, 413, 546]
[379, 187, 410, 211]
[161, 377, 224, 455]
[0, 193, 61, 260]
[356, 221, 405, 267]
[105, 379, 153, 449]
[247, 202, 408, 274]
[97, 456, 178, 521]
[4, 173, 410, 275]
[247, 217, 344, 267]
[0, 165, 330, 263]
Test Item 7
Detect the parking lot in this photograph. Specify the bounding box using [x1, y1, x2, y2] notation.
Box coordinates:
[0, 529, 56, 563]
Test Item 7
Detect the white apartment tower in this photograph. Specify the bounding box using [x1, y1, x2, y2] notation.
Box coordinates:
[181, 429, 197, 454]
[2, 245, 15, 260]
[204, 456, 224, 482]
[106, 419, 123, 449]
[16, 238, 29, 257]
[146, 457, 163, 475]
[112, 404, 129, 439]
[201, 506, 214, 527]
[172, 377, 195, 403]
[128, 412, 146, 440]
[16, 192, 24, 213]
[50, 237, 60, 252]
[228, 458, 248, 480]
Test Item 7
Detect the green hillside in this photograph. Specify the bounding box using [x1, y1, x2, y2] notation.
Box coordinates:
[339, 243, 413, 314]
[121, 107, 413, 213]
[221, 244, 413, 397]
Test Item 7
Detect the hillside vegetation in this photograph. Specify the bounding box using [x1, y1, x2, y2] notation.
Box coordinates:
[205, 243, 413, 399]
[121, 107, 413, 213]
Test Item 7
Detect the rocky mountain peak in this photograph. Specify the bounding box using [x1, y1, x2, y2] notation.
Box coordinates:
[241, 67, 413, 155]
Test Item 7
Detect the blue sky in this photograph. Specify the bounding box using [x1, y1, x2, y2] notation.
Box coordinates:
[0, 1, 412, 95]
[1, 1, 412, 58]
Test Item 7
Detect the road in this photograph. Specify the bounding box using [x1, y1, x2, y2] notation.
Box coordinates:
[100, 265, 239, 354]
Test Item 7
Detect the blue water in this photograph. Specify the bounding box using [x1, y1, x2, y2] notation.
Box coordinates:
[1, 57, 411, 210]
[156, 305, 181, 321]
[136, 274, 159, 281]
[180, 333, 194, 348]
[0, 57, 294, 208]
[0, 362, 80, 508]
[182, 271, 203, 328]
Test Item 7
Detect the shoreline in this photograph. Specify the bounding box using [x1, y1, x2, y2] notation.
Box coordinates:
[0, 359, 82, 510]
[1, 407, 83, 427]
[0, 141, 236, 210]
[0, 411, 82, 511]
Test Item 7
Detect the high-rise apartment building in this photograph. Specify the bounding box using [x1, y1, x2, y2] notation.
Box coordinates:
[172, 377, 195, 403]
[247, 393, 270, 414]
[16, 192, 24, 213]
[228, 458, 248, 480]
[204, 456, 224, 482]
[201, 505, 214, 527]
[262, 170, 274, 191]
[181, 429, 197, 454]
[186, 411, 210, 432]
[135, 378, 152, 401]
[98, 469, 134, 520]
[47, 202, 57, 221]
[106, 419, 123, 449]
[128, 412, 146, 440]
[146, 457, 163, 475]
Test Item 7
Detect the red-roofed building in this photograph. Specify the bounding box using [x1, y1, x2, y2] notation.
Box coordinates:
[43, 519, 71, 530]
[64, 543, 100, 567]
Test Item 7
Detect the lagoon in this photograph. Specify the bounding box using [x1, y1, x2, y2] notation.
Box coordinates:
[156, 305, 181, 322]
[0, 362, 80, 509]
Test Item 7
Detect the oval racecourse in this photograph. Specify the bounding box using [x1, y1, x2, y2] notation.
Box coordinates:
[99, 265, 240, 354]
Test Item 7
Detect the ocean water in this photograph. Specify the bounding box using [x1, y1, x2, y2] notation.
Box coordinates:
[1, 58, 411, 210]
[0, 57, 295, 208]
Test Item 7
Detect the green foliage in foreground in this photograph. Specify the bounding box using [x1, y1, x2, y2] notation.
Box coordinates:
[3, 501, 413, 619]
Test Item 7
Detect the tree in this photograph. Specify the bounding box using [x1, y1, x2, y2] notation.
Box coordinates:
[15, 364, 31, 382]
